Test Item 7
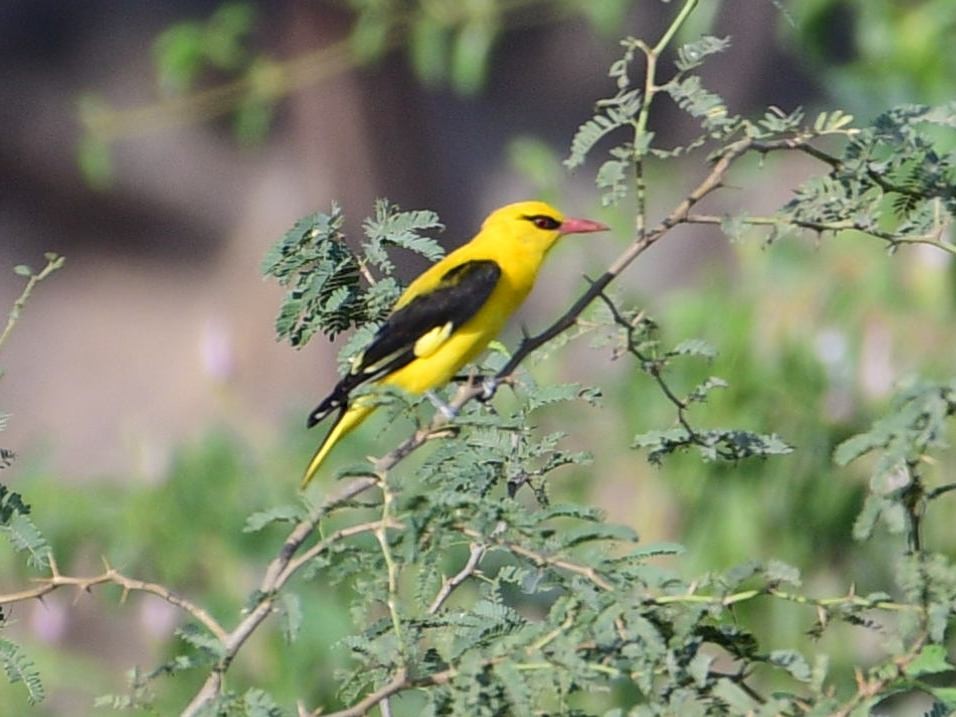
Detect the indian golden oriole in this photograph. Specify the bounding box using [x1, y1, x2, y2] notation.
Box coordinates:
[301, 200, 608, 487]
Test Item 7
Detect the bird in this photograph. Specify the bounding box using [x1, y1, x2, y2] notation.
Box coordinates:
[301, 200, 609, 488]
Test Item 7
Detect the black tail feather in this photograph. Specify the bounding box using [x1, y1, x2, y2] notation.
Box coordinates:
[306, 377, 357, 428]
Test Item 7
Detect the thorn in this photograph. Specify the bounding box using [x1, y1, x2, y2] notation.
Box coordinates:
[47, 552, 60, 578]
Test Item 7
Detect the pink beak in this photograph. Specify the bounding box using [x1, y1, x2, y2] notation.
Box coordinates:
[559, 217, 610, 235]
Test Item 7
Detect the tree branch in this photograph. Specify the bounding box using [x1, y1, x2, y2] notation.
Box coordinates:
[0, 554, 227, 643]
[180, 476, 383, 717]
[427, 542, 487, 614]
[0, 254, 65, 353]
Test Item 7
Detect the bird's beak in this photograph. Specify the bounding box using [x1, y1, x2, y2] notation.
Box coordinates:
[558, 217, 610, 235]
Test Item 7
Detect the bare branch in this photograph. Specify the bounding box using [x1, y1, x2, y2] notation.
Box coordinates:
[0, 559, 227, 644]
[427, 542, 486, 614]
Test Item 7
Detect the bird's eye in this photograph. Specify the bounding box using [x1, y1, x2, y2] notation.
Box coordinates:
[527, 215, 561, 231]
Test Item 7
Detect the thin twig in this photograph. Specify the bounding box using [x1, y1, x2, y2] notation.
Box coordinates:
[684, 212, 956, 257]
[830, 632, 929, 717]
[376, 476, 405, 654]
[0, 254, 65, 353]
[460, 527, 613, 591]
[427, 542, 486, 614]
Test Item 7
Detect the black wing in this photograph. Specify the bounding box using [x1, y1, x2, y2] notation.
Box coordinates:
[307, 259, 501, 427]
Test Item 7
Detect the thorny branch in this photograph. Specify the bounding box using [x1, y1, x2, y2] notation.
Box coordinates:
[0, 554, 227, 644]
[180, 477, 387, 717]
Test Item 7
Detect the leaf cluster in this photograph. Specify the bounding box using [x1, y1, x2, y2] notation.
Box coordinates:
[261, 199, 443, 347]
[836, 379, 956, 543]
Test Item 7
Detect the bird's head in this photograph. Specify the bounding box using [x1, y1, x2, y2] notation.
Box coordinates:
[480, 201, 609, 255]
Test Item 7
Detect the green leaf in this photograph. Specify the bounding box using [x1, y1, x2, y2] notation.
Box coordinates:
[765, 559, 801, 586]
[242, 688, 284, 717]
[565, 90, 641, 169]
[769, 649, 812, 682]
[350, 8, 390, 62]
[675, 35, 731, 72]
[929, 688, 956, 709]
[12, 265, 32, 278]
[153, 22, 204, 92]
[76, 134, 113, 190]
[665, 76, 736, 132]
[0, 638, 44, 705]
[0, 484, 30, 524]
[596, 158, 629, 206]
[175, 624, 225, 660]
[204, 2, 255, 70]
[713, 676, 760, 711]
[279, 592, 303, 644]
[904, 644, 955, 678]
[233, 96, 274, 145]
[670, 338, 717, 359]
[362, 199, 445, 263]
[243, 504, 306, 532]
[1, 513, 49, 570]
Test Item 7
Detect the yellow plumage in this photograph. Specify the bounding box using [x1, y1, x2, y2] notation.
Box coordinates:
[301, 200, 608, 487]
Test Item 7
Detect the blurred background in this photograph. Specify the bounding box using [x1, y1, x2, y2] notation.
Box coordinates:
[1, 0, 955, 714]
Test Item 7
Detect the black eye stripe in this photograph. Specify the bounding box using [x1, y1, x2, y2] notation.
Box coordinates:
[524, 214, 561, 230]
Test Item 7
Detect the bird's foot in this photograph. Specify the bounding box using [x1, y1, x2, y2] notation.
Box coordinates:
[426, 390, 458, 420]
[477, 376, 499, 402]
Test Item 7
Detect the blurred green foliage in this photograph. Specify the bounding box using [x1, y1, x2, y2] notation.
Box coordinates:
[789, 0, 956, 108]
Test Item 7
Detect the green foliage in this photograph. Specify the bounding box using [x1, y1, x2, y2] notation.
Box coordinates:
[778, 103, 956, 250]
[262, 200, 443, 348]
[836, 379, 956, 542]
[153, 2, 256, 93]
[0, 639, 44, 706]
[790, 0, 956, 107]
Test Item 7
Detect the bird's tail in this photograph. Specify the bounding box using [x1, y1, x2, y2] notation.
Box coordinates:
[301, 401, 375, 489]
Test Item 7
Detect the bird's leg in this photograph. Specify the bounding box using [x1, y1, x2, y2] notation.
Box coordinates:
[426, 390, 458, 420]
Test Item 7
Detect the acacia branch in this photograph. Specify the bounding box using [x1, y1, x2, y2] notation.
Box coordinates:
[180, 476, 383, 717]
[459, 526, 613, 591]
[427, 542, 487, 614]
[0, 554, 227, 643]
[496, 134, 760, 380]
[684, 212, 956, 257]
[832, 631, 929, 717]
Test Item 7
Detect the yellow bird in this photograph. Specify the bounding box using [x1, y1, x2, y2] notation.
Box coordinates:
[301, 200, 608, 487]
